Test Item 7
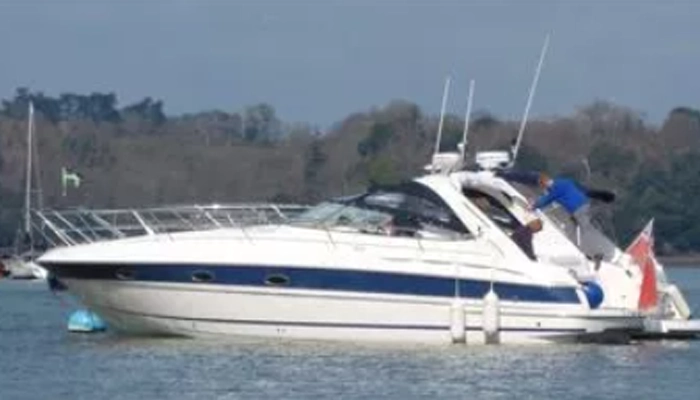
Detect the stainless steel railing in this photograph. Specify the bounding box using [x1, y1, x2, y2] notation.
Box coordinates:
[31, 203, 310, 248]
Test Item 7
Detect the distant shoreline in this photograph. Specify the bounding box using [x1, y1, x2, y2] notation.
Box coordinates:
[658, 255, 700, 267]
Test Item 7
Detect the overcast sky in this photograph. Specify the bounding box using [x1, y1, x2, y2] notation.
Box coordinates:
[1, 0, 698, 126]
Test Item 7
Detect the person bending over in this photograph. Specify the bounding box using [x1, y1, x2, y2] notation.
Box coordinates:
[510, 218, 543, 261]
[531, 173, 591, 247]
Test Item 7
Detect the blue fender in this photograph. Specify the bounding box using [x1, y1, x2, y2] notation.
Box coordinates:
[581, 281, 605, 309]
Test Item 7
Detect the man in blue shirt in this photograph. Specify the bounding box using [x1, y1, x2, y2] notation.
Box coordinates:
[531, 173, 592, 249]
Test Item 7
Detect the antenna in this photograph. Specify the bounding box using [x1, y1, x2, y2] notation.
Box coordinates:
[582, 158, 591, 183]
[460, 79, 475, 163]
[433, 76, 452, 159]
[510, 34, 550, 168]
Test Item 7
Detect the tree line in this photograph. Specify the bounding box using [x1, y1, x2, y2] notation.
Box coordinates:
[0, 88, 699, 254]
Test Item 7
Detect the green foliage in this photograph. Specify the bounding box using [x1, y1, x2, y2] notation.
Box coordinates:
[357, 122, 393, 157]
[516, 144, 549, 172]
[440, 125, 464, 152]
[269, 192, 301, 204]
[613, 153, 700, 253]
[2, 88, 122, 123]
[670, 107, 700, 122]
[303, 140, 327, 201]
[589, 142, 637, 180]
[471, 111, 500, 130]
[366, 156, 399, 185]
[243, 103, 280, 142]
[304, 141, 326, 179]
[2, 89, 700, 254]
[122, 97, 165, 125]
[60, 135, 108, 167]
[0, 187, 22, 248]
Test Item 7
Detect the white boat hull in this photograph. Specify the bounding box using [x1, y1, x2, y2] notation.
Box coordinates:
[63, 279, 643, 345]
[634, 317, 700, 339]
[28, 261, 48, 280]
[4, 256, 47, 280]
[5, 258, 36, 279]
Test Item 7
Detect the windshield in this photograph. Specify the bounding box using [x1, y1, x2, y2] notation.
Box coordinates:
[291, 202, 388, 227]
[289, 183, 470, 239]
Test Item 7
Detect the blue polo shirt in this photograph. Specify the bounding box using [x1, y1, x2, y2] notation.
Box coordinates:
[534, 178, 588, 214]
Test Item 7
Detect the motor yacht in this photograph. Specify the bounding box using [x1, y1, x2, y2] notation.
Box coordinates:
[38, 157, 645, 345]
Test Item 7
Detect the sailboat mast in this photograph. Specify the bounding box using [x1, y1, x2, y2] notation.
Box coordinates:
[33, 117, 43, 210]
[24, 102, 34, 236]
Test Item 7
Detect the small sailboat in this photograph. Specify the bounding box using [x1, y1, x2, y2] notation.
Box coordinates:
[8, 101, 48, 280]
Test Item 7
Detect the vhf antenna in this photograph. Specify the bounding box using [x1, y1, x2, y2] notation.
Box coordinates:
[509, 34, 550, 168]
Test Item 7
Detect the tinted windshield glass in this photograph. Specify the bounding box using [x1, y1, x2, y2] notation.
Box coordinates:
[289, 183, 470, 238]
[462, 188, 522, 233]
[362, 191, 458, 229]
[290, 202, 346, 224]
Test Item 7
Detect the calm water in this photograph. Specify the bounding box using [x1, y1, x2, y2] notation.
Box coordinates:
[2, 269, 700, 400]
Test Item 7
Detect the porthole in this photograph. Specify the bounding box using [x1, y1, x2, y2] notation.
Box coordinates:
[264, 274, 290, 286]
[115, 268, 135, 281]
[192, 270, 215, 283]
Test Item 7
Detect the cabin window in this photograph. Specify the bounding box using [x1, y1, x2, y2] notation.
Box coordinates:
[192, 270, 215, 283]
[264, 273, 290, 286]
[115, 268, 136, 281]
[462, 188, 522, 234]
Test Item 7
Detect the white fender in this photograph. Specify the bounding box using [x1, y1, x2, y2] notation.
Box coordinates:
[449, 299, 467, 344]
[483, 288, 500, 344]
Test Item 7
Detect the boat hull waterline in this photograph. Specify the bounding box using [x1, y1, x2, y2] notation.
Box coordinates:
[47, 265, 644, 345]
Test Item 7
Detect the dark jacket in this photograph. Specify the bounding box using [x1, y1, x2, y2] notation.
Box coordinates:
[510, 225, 537, 261]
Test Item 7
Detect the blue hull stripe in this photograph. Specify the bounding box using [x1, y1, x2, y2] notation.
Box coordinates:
[43, 262, 581, 305]
[105, 306, 588, 333]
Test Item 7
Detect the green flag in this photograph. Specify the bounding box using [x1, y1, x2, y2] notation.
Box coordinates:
[61, 167, 81, 196]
